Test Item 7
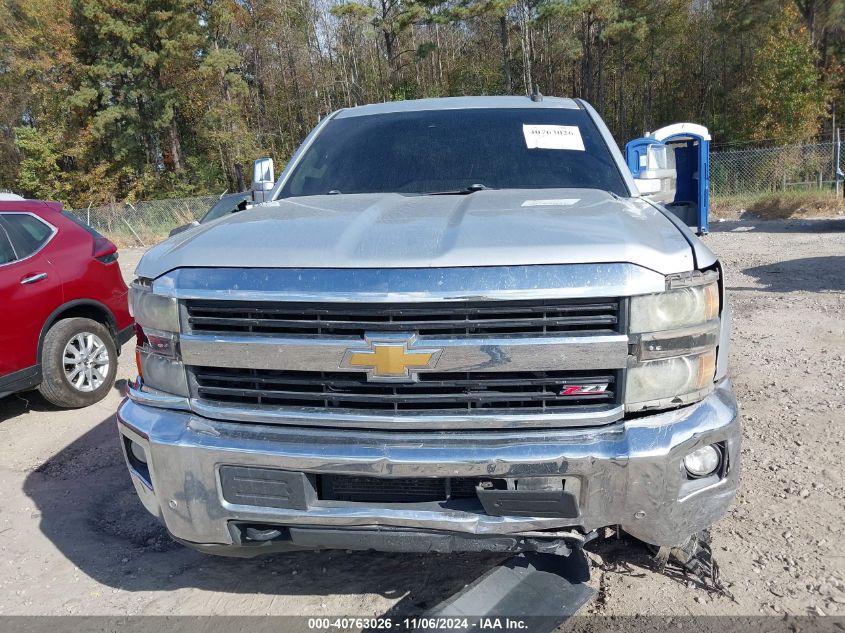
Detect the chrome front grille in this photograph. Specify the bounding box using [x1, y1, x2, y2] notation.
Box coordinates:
[190, 367, 619, 413]
[184, 298, 622, 337]
[177, 289, 630, 429]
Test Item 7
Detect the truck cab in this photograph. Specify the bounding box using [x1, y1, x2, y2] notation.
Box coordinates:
[118, 96, 738, 557]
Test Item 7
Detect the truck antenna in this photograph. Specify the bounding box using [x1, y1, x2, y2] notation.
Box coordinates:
[530, 85, 543, 102]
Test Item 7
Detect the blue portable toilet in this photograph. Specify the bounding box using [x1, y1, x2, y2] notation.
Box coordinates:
[625, 123, 711, 234]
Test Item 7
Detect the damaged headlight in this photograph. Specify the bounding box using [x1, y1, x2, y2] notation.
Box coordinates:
[626, 270, 721, 411]
[130, 280, 188, 397]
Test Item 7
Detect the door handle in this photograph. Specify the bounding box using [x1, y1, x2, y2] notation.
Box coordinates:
[20, 272, 48, 285]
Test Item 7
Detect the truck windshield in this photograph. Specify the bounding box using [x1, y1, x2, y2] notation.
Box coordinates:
[279, 108, 628, 198]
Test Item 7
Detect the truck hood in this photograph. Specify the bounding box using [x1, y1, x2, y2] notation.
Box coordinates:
[136, 189, 696, 279]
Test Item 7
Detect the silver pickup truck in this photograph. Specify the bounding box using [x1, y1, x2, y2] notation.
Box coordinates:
[118, 96, 739, 558]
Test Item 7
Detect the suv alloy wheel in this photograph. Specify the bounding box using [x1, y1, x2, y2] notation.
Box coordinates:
[38, 317, 118, 408]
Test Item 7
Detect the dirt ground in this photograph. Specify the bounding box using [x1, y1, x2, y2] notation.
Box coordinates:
[0, 218, 843, 619]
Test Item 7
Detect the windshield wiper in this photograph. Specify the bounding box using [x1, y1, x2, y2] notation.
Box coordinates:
[425, 183, 494, 195]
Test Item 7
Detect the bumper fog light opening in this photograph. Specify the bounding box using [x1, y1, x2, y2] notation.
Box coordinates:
[683, 444, 722, 478]
[129, 440, 148, 465]
[124, 436, 153, 489]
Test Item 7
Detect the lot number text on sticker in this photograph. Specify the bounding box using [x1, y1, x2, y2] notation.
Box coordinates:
[522, 124, 585, 151]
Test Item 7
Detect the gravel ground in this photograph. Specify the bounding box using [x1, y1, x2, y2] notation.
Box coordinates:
[0, 218, 842, 619]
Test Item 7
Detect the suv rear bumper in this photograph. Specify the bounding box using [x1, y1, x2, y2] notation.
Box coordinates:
[116, 379, 739, 555]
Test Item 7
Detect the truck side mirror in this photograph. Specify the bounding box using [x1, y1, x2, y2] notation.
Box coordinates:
[633, 178, 662, 196]
[251, 157, 275, 203]
[632, 144, 677, 203]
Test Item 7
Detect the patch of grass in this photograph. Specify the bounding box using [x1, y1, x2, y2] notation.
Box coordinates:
[102, 226, 175, 248]
[711, 190, 845, 220]
[98, 213, 200, 247]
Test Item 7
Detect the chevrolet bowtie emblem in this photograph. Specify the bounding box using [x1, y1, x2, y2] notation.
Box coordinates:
[341, 333, 442, 382]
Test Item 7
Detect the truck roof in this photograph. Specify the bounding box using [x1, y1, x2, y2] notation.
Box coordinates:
[334, 95, 581, 119]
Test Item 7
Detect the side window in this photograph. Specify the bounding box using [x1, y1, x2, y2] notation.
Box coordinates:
[0, 224, 16, 264]
[0, 213, 54, 260]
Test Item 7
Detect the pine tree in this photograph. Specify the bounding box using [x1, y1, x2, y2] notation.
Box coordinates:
[68, 0, 204, 199]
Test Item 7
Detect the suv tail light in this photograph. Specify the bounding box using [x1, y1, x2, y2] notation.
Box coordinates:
[61, 211, 120, 262]
[93, 236, 118, 263]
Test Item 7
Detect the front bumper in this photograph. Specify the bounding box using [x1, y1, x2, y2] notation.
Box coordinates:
[117, 379, 739, 555]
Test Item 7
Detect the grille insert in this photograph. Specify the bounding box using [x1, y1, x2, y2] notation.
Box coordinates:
[319, 475, 491, 503]
[191, 367, 618, 412]
[185, 298, 621, 337]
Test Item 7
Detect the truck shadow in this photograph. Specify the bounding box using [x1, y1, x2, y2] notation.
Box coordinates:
[21, 415, 516, 612]
[23, 414, 669, 613]
[740, 256, 844, 293]
[710, 218, 845, 234]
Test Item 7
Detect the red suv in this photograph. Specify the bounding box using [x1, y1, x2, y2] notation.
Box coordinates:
[0, 198, 132, 407]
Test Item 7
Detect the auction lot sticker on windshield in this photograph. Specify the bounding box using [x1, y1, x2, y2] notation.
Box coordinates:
[523, 124, 585, 151]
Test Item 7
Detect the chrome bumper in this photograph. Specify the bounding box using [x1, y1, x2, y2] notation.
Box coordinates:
[116, 379, 739, 553]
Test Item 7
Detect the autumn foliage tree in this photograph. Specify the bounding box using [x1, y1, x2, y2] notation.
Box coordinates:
[0, 0, 841, 206]
[740, 5, 829, 142]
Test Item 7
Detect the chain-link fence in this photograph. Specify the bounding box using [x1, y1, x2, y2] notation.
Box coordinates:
[711, 138, 842, 196]
[69, 196, 219, 246]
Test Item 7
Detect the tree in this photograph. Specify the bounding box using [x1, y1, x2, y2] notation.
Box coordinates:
[64, 0, 205, 200]
[446, 0, 519, 93]
[0, 0, 77, 195]
[740, 4, 828, 142]
[2, 0, 842, 205]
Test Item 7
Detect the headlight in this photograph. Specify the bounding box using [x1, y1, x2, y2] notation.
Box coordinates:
[136, 348, 189, 397]
[130, 280, 186, 397]
[626, 350, 716, 409]
[630, 282, 719, 333]
[129, 282, 180, 332]
[626, 270, 722, 411]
